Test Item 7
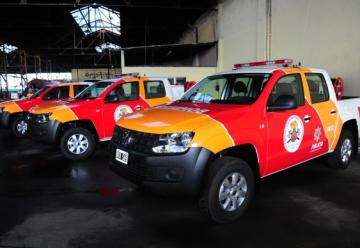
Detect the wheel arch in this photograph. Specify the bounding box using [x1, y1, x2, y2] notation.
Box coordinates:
[9, 111, 27, 125]
[201, 144, 261, 192]
[59, 120, 99, 142]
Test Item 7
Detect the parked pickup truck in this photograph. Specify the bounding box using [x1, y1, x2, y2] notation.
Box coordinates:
[109, 59, 360, 223]
[0, 82, 91, 137]
[28, 76, 184, 160]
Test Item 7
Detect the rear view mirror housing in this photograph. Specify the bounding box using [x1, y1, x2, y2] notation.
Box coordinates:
[267, 95, 298, 112]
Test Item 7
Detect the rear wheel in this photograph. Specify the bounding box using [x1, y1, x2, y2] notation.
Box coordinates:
[11, 116, 28, 137]
[327, 130, 354, 169]
[201, 157, 255, 223]
[60, 127, 96, 160]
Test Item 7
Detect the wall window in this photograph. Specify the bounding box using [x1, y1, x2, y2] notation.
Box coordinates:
[305, 73, 329, 103]
[144, 81, 166, 99]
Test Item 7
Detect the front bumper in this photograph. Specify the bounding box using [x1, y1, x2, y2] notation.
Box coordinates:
[28, 119, 61, 144]
[109, 142, 213, 195]
[0, 111, 11, 128]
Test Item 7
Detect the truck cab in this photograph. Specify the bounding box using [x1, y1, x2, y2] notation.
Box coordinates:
[109, 59, 360, 223]
[28, 76, 183, 160]
[0, 82, 91, 137]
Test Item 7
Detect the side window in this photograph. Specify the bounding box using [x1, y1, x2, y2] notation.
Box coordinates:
[74, 85, 89, 96]
[305, 73, 329, 104]
[105, 82, 139, 102]
[144, 81, 166, 99]
[43, 86, 69, 100]
[268, 74, 304, 106]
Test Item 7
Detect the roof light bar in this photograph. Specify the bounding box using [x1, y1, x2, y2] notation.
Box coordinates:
[234, 59, 293, 68]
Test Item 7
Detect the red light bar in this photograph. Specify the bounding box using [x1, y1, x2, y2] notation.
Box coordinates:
[234, 59, 293, 68]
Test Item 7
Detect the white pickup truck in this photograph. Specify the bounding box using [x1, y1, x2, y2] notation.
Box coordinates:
[109, 59, 360, 223]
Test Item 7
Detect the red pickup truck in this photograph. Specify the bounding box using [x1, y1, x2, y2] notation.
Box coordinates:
[0, 82, 91, 137]
[28, 76, 184, 160]
[109, 59, 360, 223]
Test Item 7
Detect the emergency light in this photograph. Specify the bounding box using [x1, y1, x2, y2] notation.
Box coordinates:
[234, 59, 293, 68]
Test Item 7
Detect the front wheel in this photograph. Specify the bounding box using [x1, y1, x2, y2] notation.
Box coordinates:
[60, 127, 96, 160]
[327, 130, 354, 169]
[11, 116, 29, 137]
[202, 157, 255, 223]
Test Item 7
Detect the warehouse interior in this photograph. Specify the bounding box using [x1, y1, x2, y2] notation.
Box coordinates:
[1, 0, 360, 247]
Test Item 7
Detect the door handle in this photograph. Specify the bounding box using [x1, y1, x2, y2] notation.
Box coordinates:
[135, 105, 142, 111]
[330, 109, 337, 115]
[303, 115, 311, 123]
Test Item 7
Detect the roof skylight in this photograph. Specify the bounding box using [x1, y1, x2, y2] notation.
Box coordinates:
[0, 43, 18, 54]
[95, 42, 121, 53]
[71, 4, 121, 36]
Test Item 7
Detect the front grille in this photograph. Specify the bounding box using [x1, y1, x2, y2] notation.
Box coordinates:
[112, 126, 159, 153]
[26, 113, 39, 124]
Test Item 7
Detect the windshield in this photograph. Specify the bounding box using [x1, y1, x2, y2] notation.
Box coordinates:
[180, 73, 271, 104]
[76, 81, 113, 99]
[30, 86, 50, 99]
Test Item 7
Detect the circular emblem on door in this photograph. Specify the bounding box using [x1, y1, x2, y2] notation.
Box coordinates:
[284, 115, 304, 153]
[114, 105, 133, 121]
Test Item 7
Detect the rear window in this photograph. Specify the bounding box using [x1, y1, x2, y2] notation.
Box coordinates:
[305, 73, 329, 103]
[144, 81, 166, 99]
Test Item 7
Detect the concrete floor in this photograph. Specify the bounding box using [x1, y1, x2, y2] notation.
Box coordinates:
[0, 129, 359, 248]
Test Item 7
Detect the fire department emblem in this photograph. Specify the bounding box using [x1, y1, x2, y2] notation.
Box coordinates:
[284, 115, 304, 153]
[114, 105, 133, 121]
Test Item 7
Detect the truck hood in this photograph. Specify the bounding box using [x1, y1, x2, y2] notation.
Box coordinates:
[117, 101, 252, 134]
[0, 99, 31, 113]
[29, 99, 85, 114]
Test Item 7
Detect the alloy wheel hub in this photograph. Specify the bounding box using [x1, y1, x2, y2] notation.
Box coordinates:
[16, 120, 28, 135]
[340, 138, 352, 163]
[67, 134, 89, 155]
[218, 172, 247, 212]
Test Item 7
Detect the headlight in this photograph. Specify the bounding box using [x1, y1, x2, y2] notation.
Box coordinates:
[152, 132, 194, 154]
[35, 113, 52, 124]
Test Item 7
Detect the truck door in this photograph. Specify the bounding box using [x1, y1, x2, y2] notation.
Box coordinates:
[304, 73, 338, 153]
[265, 73, 316, 175]
[102, 81, 148, 139]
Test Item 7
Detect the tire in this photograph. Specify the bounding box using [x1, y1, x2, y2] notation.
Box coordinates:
[11, 116, 29, 137]
[327, 130, 354, 169]
[201, 157, 255, 223]
[60, 127, 96, 160]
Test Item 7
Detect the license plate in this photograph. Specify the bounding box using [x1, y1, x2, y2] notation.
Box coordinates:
[115, 149, 129, 165]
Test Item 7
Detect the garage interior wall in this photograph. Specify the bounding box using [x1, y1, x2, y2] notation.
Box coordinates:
[72, 68, 122, 81]
[187, 0, 360, 95]
[121, 66, 217, 82]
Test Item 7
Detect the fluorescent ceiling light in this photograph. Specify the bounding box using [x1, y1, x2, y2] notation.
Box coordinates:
[95, 42, 121, 53]
[71, 4, 121, 36]
[0, 43, 18, 54]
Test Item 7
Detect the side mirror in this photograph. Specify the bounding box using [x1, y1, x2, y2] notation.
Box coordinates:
[267, 95, 298, 112]
[104, 95, 119, 103]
